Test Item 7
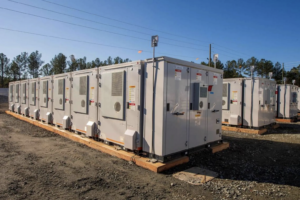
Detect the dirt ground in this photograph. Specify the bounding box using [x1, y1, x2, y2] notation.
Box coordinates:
[0, 95, 300, 200]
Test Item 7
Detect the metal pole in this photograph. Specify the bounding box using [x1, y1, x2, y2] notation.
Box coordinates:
[151, 44, 156, 159]
[209, 44, 211, 67]
[282, 63, 284, 84]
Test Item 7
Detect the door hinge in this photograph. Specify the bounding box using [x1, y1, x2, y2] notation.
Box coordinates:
[187, 68, 190, 73]
[185, 141, 188, 147]
[99, 83, 101, 87]
[206, 72, 208, 76]
[138, 69, 141, 75]
[208, 103, 210, 109]
[51, 80, 54, 83]
[69, 77, 73, 81]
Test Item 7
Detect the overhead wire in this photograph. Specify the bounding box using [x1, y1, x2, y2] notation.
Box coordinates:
[8, 0, 208, 48]
[213, 43, 252, 57]
[40, 0, 210, 44]
[0, 6, 209, 52]
[0, 27, 200, 60]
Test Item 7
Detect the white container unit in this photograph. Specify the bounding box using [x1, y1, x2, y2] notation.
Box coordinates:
[29, 78, 40, 120]
[13, 81, 21, 114]
[222, 78, 243, 126]
[98, 61, 144, 151]
[39, 76, 53, 124]
[20, 80, 29, 116]
[70, 68, 98, 137]
[143, 57, 223, 161]
[222, 78, 276, 128]
[52, 73, 72, 129]
[8, 82, 15, 112]
[277, 84, 298, 119]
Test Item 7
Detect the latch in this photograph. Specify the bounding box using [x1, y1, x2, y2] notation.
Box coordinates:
[212, 110, 219, 113]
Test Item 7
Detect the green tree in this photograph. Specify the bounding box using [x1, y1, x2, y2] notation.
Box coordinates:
[9, 61, 20, 81]
[236, 58, 246, 77]
[67, 55, 77, 72]
[77, 57, 87, 70]
[39, 63, 53, 76]
[13, 52, 28, 80]
[0, 53, 10, 87]
[223, 60, 239, 78]
[51, 53, 67, 74]
[273, 62, 282, 83]
[27, 51, 44, 78]
[245, 57, 258, 77]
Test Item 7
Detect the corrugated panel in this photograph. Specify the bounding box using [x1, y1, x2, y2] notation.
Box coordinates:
[43, 81, 47, 94]
[16, 84, 19, 93]
[31, 82, 35, 94]
[222, 84, 228, 97]
[80, 76, 87, 95]
[111, 72, 123, 96]
[58, 79, 63, 95]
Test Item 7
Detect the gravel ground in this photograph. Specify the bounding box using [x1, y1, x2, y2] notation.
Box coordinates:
[0, 95, 300, 200]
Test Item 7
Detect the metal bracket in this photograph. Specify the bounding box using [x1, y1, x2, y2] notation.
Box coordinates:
[206, 71, 208, 76]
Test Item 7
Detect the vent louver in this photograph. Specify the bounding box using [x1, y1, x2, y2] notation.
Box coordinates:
[58, 79, 63, 95]
[111, 72, 123, 96]
[80, 76, 87, 95]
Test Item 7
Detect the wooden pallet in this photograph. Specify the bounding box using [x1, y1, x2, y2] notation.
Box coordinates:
[6, 111, 229, 172]
[275, 118, 297, 123]
[222, 123, 279, 135]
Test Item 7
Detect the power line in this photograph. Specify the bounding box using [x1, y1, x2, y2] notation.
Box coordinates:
[0, 27, 200, 59]
[0, 6, 207, 52]
[40, 0, 210, 44]
[212, 47, 248, 58]
[8, 0, 208, 48]
[213, 43, 252, 57]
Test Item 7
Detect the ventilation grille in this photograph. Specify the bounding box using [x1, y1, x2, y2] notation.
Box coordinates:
[223, 84, 228, 97]
[111, 72, 123, 96]
[58, 79, 63, 95]
[79, 76, 87, 95]
[200, 87, 207, 98]
[31, 83, 35, 94]
[22, 84, 26, 94]
[43, 81, 47, 94]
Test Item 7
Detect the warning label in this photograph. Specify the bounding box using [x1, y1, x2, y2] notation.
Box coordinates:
[90, 87, 94, 101]
[196, 72, 202, 81]
[66, 87, 69, 100]
[232, 91, 238, 105]
[213, 73, 218, 85]
[175, 69, 182, 80]
[129, 86, 136, 110]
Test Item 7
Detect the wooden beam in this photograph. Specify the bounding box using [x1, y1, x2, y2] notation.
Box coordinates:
[210, 142, 230, 154]
[5, 111, 188, 173]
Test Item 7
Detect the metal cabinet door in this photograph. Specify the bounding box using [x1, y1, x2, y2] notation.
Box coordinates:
[22, 83, 26, 104]
[40, 80, 48, 108]
[54, 78, 65, 110]
[189, 69, 208, 149]
[165, 63, 189, 155]
[30, 82, 36, 106]
[73, 75, 89, 114]
[15, 84, 19, 103]
[9, 84, 13, 102]
[207, 72, 222, 141]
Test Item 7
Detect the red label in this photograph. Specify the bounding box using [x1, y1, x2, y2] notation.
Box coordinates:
[197, 73, 202, 76]
[175, 69, 181, 72]
[213, 76, 217, 78]
[129, 103, 135, 106]
[90, 100, 95, 103]
[275, 91, 278, 94]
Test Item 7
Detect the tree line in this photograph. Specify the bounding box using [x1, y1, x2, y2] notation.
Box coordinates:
[200, 57, 300, 85]
[0, 51, 131, 87]
[1, 51, 299, 87]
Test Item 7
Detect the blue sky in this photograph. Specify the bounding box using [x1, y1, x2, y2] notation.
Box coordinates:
[0, 0, 299, 71]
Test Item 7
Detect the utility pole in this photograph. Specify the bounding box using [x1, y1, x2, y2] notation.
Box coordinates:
[209, 44, 211, 67]
[282, 63, 284, 84]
